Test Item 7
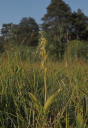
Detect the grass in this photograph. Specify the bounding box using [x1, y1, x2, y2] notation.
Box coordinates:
[0, 36, 88, 127]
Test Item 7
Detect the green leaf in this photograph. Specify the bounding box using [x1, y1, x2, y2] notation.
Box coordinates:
[83, 96, 88, 119]
[76, 113, 84, 128]
[44, 88, 60, 114]
[85, 96, 88, 114]
[29, 92, 43, 113]
[83, 96, 86, 120]
[86, 26, 88, 31]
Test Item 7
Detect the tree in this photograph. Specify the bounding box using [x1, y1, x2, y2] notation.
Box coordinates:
[1, 23, 19, 48]
[16, 17, 39, 47]
[0, 36, 5, 53]
[40, 0, 72, 59]
[1, 23, 13, 41]
[0, 17, 40, 50]
[71, 9, 88, 41]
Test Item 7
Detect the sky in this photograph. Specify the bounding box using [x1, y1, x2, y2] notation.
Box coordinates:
[0, 0, 88, 32]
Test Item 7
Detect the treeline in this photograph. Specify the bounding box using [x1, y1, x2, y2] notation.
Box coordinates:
[0, 17, 39, 52]
[0, 0, 88, 59]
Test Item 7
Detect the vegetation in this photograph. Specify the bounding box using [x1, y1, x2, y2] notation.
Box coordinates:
[0, 17, 39, 51]
[40, 0, 88, 60]
[0, 0, 88, 127]
[0, 30, 88, 127]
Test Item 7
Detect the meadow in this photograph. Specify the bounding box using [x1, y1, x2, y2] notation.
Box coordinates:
[0, 36, 88, 128]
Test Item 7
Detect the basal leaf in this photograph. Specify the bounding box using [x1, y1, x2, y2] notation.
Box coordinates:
[29, 92, 43, 113]
[76, 113, 84, 128]
[44, 88, 60, 114]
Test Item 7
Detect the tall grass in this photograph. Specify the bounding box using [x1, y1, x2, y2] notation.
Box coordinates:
[0, 31, 88, 127]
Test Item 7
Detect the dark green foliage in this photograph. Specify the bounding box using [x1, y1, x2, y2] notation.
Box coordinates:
[70, 9, 88, 41]
[40, 0, 72, 59]
[68, 40, 88, 62]
[16, 17, 39, 47]
[1, 23, 13, 40]
[1, 23, 19, 49]
[41, 0, 72, 36]
[0, 23, 14, 53]
[77, 42, 88, 61]
[0, 17, 39, 51]
[40, 0, 88, 61]
[0, 36, 6, 53]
